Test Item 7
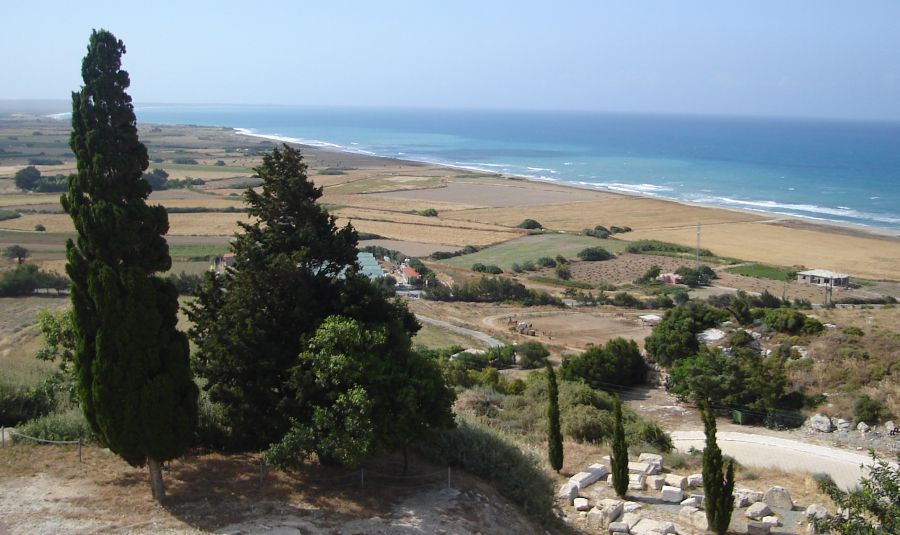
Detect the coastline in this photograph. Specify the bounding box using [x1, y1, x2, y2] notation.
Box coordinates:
[230, 125, 900, 242]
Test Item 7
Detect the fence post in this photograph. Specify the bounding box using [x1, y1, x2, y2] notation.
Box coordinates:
[78, 440, 82, 462]
[360, 468, 365, 490]
[259, 457, 266, 484]
[447, 466, 451, 490]
[1, 426, 5, 448]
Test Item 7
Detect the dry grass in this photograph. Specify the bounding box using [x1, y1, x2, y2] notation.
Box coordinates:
[151, 198, 246, 210]
[323, 193, 480, 213]
[0, 214, 73, 233]
[0, 193, 61, 207]
[335, 218, 518, 247]
[0, 213, 252, 236]
[332, 207, 521, 232]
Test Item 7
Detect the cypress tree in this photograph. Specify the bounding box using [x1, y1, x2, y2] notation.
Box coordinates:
[62, 29, 198, 501]
[701, 403, 734, 534]
[546, 361, 563, 472]
[610, 397, 629, 498]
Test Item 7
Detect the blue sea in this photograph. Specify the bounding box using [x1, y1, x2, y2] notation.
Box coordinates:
[133, 106, 900, 232]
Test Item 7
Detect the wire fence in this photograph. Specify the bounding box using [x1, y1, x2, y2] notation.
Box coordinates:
[1, 425, 84, 462]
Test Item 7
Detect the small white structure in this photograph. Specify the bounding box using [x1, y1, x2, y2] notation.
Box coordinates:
[638, 314, 662, 326]
[698, 328, 726, 344]
[797, 269, 849, 288]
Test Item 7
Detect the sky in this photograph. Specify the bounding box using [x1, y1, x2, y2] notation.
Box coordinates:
[3, 1, 900, 120]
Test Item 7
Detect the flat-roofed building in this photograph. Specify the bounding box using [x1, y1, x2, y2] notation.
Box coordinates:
[797, 269, 849, 288]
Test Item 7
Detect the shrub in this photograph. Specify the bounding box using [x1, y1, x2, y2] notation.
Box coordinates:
[34, 224, 46, 231]
[521, 260, 536, 271]
[510, 263, 523, 273]
[27, 158, 64, 165]
[560, 338, 646, 388]
[172, 157, 199, 164]
[0, 264, 69, 297]
[562, 404, 611, 443]
[627, 240, 712, 256]
[417, 208, 438, 217]
[0, 210, 21, 222]
[843, 326, 865, 337]
[577, 246, 613, 261]
[853, 395, 893, 425]
[536, 256, 556, 268]
[763, 308, 822, 334]
[12, 408, 93, 443]
[516, 219, 543, 230]
[516, 342, 550, 369]
[415, 417, 559, 527]
[0, 383, 55, 426]
[626, 420, 674, 452]
[214, 160, 226, 166]
[472, 263, 502, 274]
[555, 264, 571, 280]
[582, 225, 611, 239]
[609, 225, 632, 234]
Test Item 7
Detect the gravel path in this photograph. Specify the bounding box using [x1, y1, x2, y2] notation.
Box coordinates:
[671, 430, 875, 489]
[416, 315, 505, 348]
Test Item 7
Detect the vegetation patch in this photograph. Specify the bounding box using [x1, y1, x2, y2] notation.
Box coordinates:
[724, 263, 796, 281]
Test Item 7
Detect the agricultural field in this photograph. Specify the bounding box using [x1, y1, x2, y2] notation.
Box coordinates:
[437, 233, 629, 271]
[725, 262, 796, 281]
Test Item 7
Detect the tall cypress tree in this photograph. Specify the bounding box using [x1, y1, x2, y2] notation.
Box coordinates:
[701, 403, 734, 535]
[546, 361, 563, 472]
[62, 29, 198, 501]
[610, 397, 629, 498]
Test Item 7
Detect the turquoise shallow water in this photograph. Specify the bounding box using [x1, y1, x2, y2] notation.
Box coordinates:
[133, 106, 900, 231]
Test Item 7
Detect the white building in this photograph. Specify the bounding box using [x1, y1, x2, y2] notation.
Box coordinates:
[796, 269, 849, 288]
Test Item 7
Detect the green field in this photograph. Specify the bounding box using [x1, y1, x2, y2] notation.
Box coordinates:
[168, 243, 230, 260]
[439, 233, 629, 270]
[725, 263, 796, 281]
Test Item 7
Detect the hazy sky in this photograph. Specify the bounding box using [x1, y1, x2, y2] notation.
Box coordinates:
[4, 1, 900, 120]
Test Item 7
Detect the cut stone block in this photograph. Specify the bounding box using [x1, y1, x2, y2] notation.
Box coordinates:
[608, 521, 630, 534]
[594, 498, 624, 527]
[557, 481, 579, 503]
[570, 464, 609, 491]
[574, 497, 591, 511]
[690, 493, 705, 508]
[631, 519, 676, 535]
[660, 485, 684, 503]
[690, 510, 709, 531]
[746, 501, 773, 520]
[762, 515, 781, 527]
[664, 474, 687, 490]
[623, 501, 642, 513]
[628, 461, 653, 474]
[621, 513, 642, 530]
[680, 496, 700, 507]
[747, 521, 771, 535]
[735, 488, 763, 508]
[646, 475, 665, 491]
[805, 503, 829, 520]
[628, 473, 646, 490]
[687, 473, 703, 488]
[638, 452, 663, 471]
[679, 505, 699, 518]
[763, 486, 794, 510]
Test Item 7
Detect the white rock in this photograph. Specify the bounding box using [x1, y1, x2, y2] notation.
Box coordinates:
[660, 485, 684, 503]
[885, 420, 896, 434]
[595, 498, 624, 527]
[623, 501, 642, 513]
[638, 452, 664, 472]
[746, 521, 771, 535]
[557, 481, 579, 503]
[746, 501, 773, 519]
[808, 413, 833, 433]
[621, 512, 643, 529]
[608, 521, 630, 533]
[679, 505, 699, 518]
[762, 515, 781, 527]
[763, 486, 794, 510]
[574, 497, 591, 511]
[646, 475, 665, 490]
[631, 519, 676, 535]
[835, 418, 851, 431]
[687, 473, 703, 488]
[691, 510, 709, 531]
[680, 496, 700, 507]
[628, 461, 653, 474]
[734, 493, 752, 508]
[735, 487, 764, 505]
[664, 474, 687, 490]
[570, 464, 609, 490]
[857, 421, 870, 433]
[628, 473, 646, 490]
[690, 493, 705, 508]
[805, 503, 829, 520]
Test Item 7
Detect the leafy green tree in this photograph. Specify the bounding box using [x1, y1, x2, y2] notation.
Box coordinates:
[14, 166, 41, 190]
[265, 316, 454, 472]
[517, 218, 543, 229]
[188, 144, 423, 451]
[546, 362, 563, 472]
[610, 397, 629, 497]
[560, 337, 645, 388]
[555, 263, 571, 280]
[516, 341, 550, 369]
[644, 302, 728, 366]
[577, 246, 613, 261]
[701, 403, 734, 535]
[3, 245, 29, 264]
[62, 29, 197, 501]
[813, 453, 899, 534]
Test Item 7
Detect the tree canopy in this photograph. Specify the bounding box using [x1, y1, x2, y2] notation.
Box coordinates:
[62, 29, 197, 501]
[560, 337, 646, 388]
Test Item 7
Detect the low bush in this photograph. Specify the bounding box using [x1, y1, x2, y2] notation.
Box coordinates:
[536, 256, 556, 268]
[424, 277, 561, 306]
[12, 408, 93, 443]
[582, 225, 611, 239]
[560, 338, 646, 388]
[627, 240, 712, 257]
[516, 219, 543, 230]
[555, 264, 571, 280]
[472, 263, 503, 274]
[0, 209, 21, 222]
[0, 383, 55, 426]
[853, 395, 893, 425]
[516, 342, 549, 369]
[27, 158, 64, 165]
[577, 246, 613, 261]
[415, 416, 559, 527]
[562, 404, 611, 443]
[0, 264, 69, 297]
[417, 208, 438, 217]
[763, 308, 823, 334]
[172, 157, 199, 164]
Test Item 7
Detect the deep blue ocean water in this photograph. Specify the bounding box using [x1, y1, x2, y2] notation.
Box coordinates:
[133, 106, 900, 231]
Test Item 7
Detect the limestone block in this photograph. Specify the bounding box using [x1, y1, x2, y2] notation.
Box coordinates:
[570, 464, 609, 491]
[660, 485, 684, 503]
[690, 493, 705, 508]
[621, 513, 643, 529]
[835, 418, 851, 431]
[638, 452, 663, 472]
[574, 497, 591, 511]
[763, 486, 794, 510]
[631, 519, 676, 535]
[691, 510, 709, 531]
[664, 474, 688, 490]
[746, 501, 773, 520]
[762, 515, 781, 527]
[679, 505, 699, 518]
[680, 496, 700, 507]
[595, 498, 624, 527]
[687, 473, 703, 488]
[805, 503, 829, 520]
[628, 473, 646, 490]
[623, 501, 642, 513]
[746, 521, 771, 535]
[646, 475, 665, 490]
[628, 461, 653, 474]
[608, 521, 630, 534]
[808, 413, 833, 433]
[557, 481, 579, 503]
[857, 421, 870, 434]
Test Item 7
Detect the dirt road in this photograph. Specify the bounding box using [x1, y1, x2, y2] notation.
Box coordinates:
[416, 315, 505, 348]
